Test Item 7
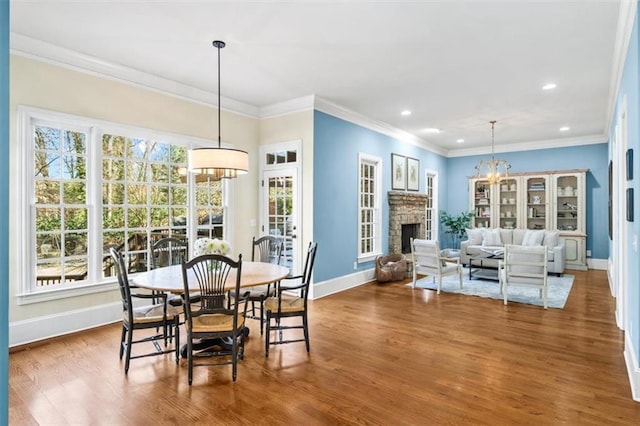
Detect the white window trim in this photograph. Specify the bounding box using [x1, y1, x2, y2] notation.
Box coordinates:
[357, 153, 382, 263]
[425, 169, 439, 242]
[15, 105, 236, 304]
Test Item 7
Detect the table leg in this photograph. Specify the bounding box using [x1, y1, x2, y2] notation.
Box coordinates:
[180, 326, 250, 358]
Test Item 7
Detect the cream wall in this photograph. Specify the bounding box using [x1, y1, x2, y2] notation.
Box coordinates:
[9, 55, 260, 326]
[258, 111, 314, 256]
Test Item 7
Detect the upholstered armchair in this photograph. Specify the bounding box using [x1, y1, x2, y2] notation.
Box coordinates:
[375, 253, 408, 283]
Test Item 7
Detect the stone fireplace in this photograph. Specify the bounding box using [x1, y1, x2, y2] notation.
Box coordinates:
[388, 191, 428, 254]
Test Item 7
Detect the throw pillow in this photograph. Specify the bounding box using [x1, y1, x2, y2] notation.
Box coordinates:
[543, 230, 560, 247]
[522, 230, 545, 246]
[466, 228, 483, 245]
[481, 228, 502, 246]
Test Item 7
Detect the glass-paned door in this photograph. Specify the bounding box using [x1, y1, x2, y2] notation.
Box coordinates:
[425, 172, 437, 240]
[262, 168, 299, 274]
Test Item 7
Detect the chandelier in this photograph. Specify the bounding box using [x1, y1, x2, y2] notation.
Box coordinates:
[475, 120, 510, 184]
[188, 40, 249, 180]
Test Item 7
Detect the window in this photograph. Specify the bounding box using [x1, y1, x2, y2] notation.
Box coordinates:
[19, 107, 228, 302]
[101, 133, 190, 276]
[425, 170, 438, 241]
[358, 153, 382, 261]
[34, 124, 90, 286]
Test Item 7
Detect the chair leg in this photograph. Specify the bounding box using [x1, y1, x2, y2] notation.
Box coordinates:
[259, 297, 265, 335]
[119, 325, 126, 359]
[458, 268, 463, 289]
[187, 338, 193, 386]
[232, 335, 238, 382]
[124, 327, 133, 374]
[437, 276, 442, 294]
[174, 318, 180, 364]
[265, 311, 271, 357]
[303, 313, 310, 353]
[503, 285, 508, 305]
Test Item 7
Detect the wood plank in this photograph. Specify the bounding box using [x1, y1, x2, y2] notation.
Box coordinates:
[9, 269, 640, 424]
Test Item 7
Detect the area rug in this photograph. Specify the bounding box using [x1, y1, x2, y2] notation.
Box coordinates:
[409, 274, 574, 309]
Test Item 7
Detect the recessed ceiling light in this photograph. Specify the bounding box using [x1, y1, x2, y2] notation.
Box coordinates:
[456, 139, 465, 143]
[559, 126, 570, 132]
[401, 110, 411, 116]
[542, 83, 557, 90]
[423, 128, 441, 134]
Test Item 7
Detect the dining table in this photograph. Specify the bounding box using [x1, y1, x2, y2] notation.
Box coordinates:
[131, 261, 290, 294]
[131, 261, 290, 355]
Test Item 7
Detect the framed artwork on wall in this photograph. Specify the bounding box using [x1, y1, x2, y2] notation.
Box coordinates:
[391, 154, 406, 190]
[627, 188, 634, 222]
[407, 157, 420, 191]
[626, 149, 634, 180]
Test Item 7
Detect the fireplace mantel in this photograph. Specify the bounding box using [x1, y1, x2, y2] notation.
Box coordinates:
[388, 191, 428, 254]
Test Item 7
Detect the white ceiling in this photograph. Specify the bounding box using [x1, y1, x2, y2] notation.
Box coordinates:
[9, 1, 629, 155]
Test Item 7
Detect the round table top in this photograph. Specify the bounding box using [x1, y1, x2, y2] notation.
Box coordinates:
[131, 261, 290, 293]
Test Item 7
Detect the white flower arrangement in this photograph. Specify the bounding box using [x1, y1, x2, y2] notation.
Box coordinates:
[193, 237, 231, 257]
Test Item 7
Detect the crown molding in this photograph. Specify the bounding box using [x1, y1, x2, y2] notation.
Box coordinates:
[604, 0, 637, 137]
[447, 134, 607, 158]
[259, 95, 315, 118]
[10, 33, 260, 118]
[313, 96, 448, 157]
[9, 32, 615, 158]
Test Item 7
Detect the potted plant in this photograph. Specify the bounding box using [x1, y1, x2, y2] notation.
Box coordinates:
[439, 210, 474, 251]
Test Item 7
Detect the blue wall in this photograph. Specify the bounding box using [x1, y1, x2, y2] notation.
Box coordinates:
[313, 111, 448, 282]
[447, 143, 610, 259]
[313, 109, 611, 283]
[610, 5, 639, 365]
[1, 0, 9, 422]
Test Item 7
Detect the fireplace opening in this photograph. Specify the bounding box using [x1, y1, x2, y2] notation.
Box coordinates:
[401, 223, 420, 254]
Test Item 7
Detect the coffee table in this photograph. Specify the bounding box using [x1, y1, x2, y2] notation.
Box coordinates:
[468, 250, 504, 281]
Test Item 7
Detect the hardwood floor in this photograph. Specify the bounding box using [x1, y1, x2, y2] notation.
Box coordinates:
[9, 269, 640, 425]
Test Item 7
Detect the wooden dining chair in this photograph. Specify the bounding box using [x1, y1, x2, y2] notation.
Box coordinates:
[151, 237, 198, 308]
[109, 247, 180, 374]
[181, 253, 250, 384]
[228, 235, 284, 335]
[264, 241, 317, 357]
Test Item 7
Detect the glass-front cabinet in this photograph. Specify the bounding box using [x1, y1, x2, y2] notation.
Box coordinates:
[524, 175, 550, 230]
[498, 178, 519, 229]
[553, 171, 587, 270]
[553, 173, 583, 232]
[470, 179, 492, 228]
[468, 169, 588, 270]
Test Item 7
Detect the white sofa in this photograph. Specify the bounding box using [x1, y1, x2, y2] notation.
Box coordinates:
[460, 228, 566, 275]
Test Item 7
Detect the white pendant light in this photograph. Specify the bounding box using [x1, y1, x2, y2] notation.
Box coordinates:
[188, 40, 249, 180]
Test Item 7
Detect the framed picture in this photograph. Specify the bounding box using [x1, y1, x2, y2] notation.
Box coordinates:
[407, 157, 420, 191]
[627, 188, 634, 222]
[391, 154, 406, 190]
[627, 149, 634, 180]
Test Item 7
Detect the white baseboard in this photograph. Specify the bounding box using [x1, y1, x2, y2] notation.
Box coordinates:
[311, 268, 375, 299]
[624, 330, 640, 401]
[587, 258, 607, 270]
[9, 302, 121, 347]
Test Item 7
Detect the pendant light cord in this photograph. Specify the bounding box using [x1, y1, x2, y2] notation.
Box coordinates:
[217, 42, 222, 148]
[490, 120, 496, 161]
[213, 40, 226, 148]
